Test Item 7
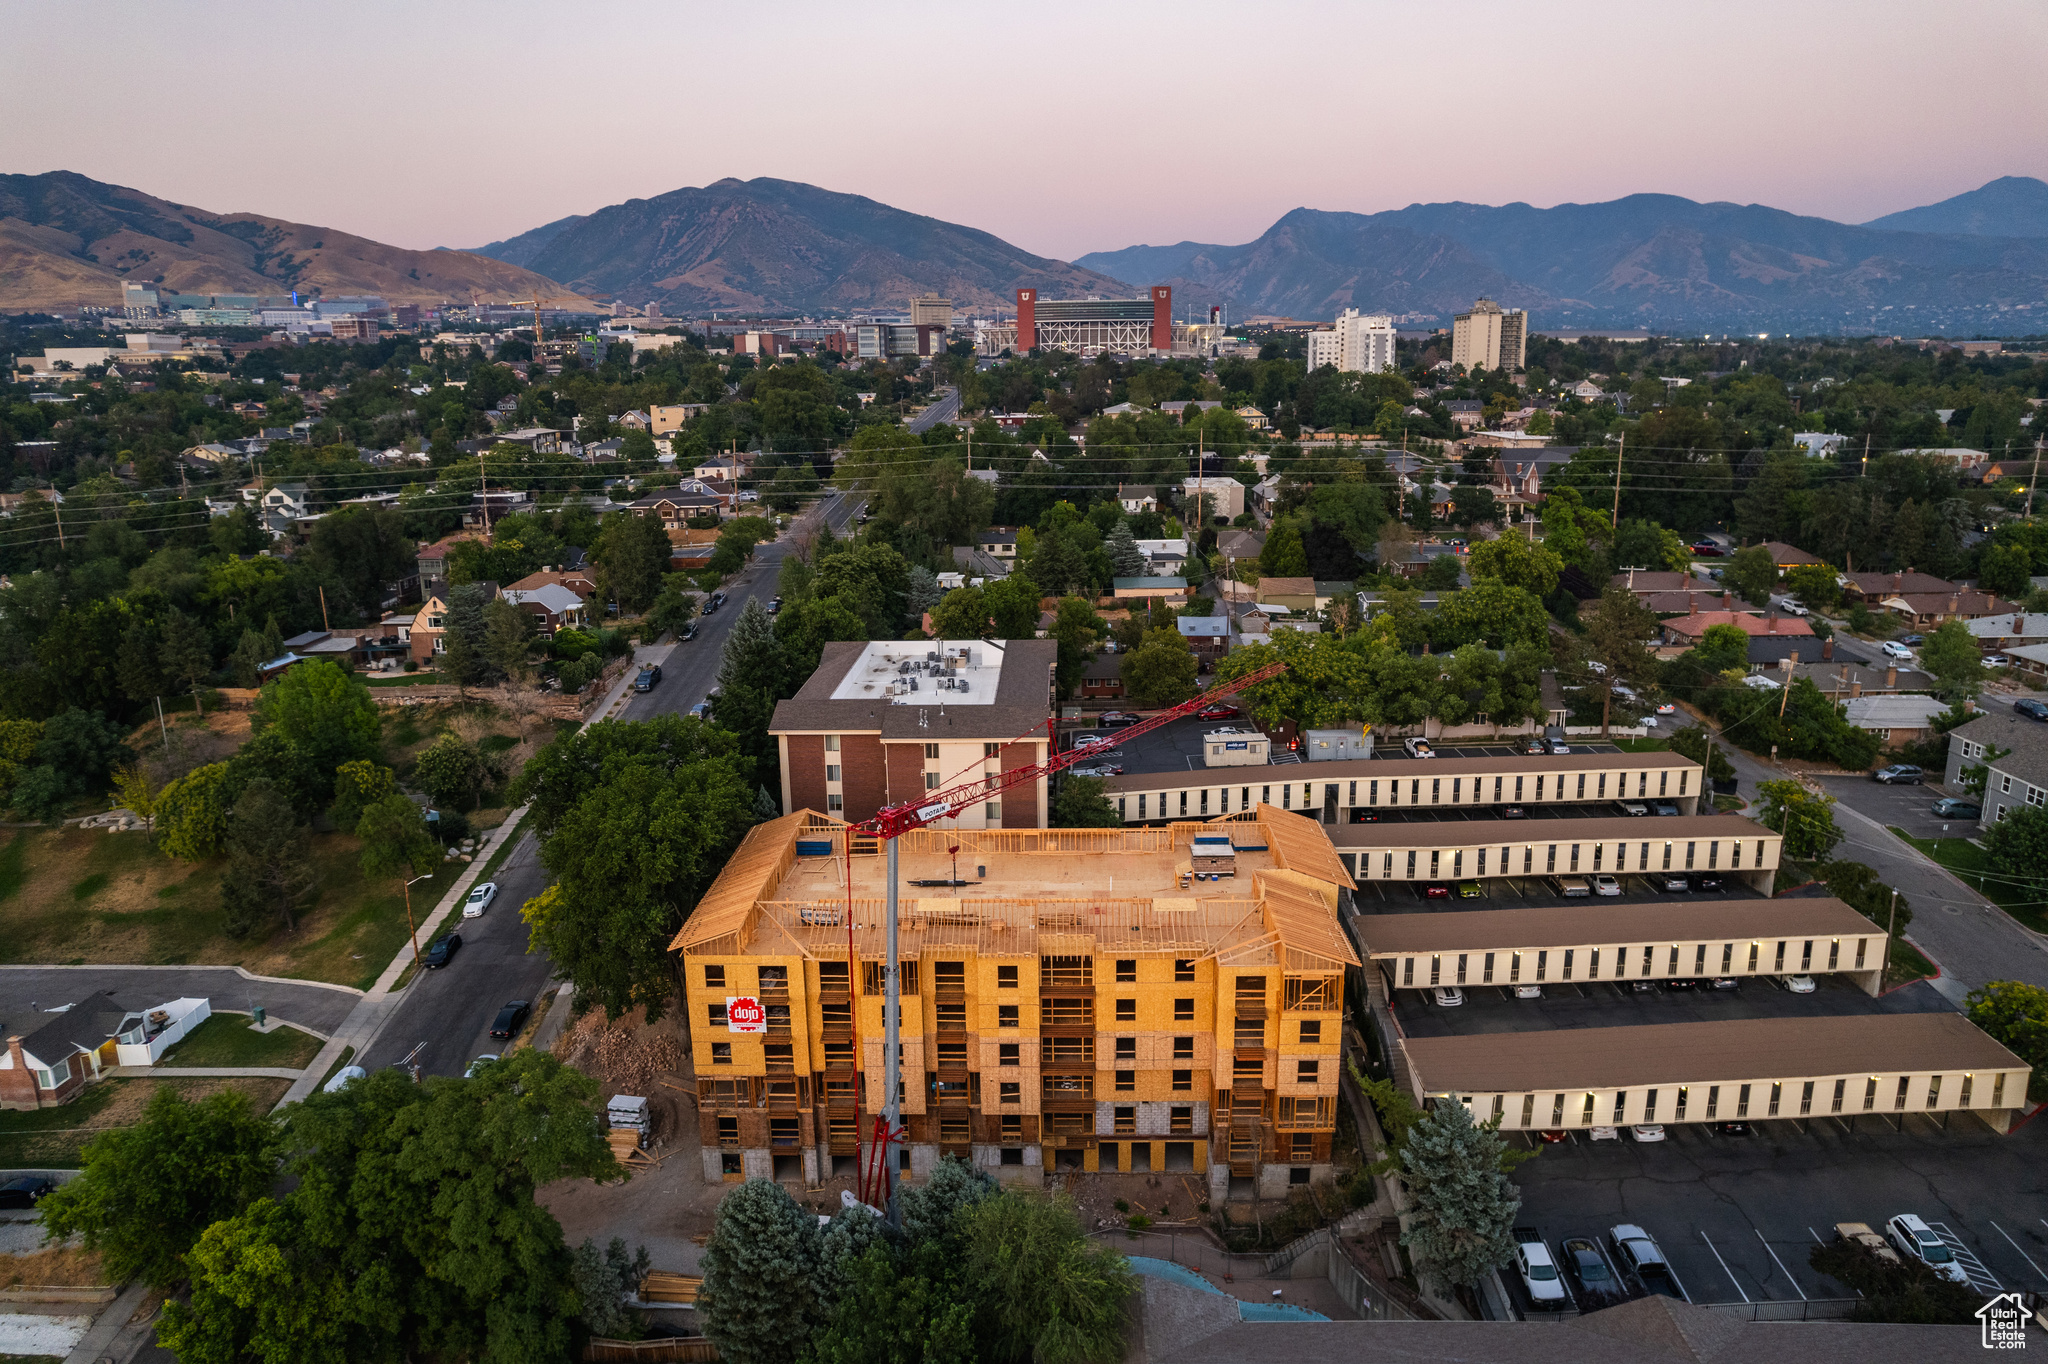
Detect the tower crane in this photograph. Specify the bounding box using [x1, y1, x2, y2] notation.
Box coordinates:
[502, 299, 546, 352]
[841, 659, 1288, 1214]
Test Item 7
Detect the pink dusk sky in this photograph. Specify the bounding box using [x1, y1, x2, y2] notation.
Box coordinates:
[5, 0, 2045, 262]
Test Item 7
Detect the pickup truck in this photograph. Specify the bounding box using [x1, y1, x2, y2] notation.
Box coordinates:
[1513, 1227, 1569, 1308]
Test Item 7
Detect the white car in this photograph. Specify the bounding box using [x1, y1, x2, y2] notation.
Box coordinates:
[1986, 653, 2010, 667]
[1612, 683, 1639, 701]
[322, 1065, 367, 1094]
[1654, 703, 1677, 715]
[1880, 640, 1914, 661]
[1403, 737, 1436, 759]
[1621, 802, 1649, 816]
[1630, 1124, 1667, 1143]
[1885, 1214, 1968, 1285]
[1780, 599, 1808, 616]
[1432, 987, 1465, 1008]
[463, 881, 498, 918]
[1781, 974, 1816, 994]
[1592, 875, 1622, 897]
[1588, 1125, 1621, 1141]
[1514, 984, 1543, 1000]
[1516, 1236, 1569, 1306]
[1074, 734, 1112, 748]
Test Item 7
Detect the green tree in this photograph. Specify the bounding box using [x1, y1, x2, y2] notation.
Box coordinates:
[1396, 1099, 1521, 1290]
[1211, 631, 1372, 731]
[328, 760, 397, 833]
[593, 510, 675, 613]
[1808, 1237, 1980, 1324]
[437, 583, 492, 687]
[308, 505, 414, 619]
[1667, 725, 1735, 784]
[1431, 581, 1549, 650]
[1783, 562, 1841, 612]
[1919, 618, 1985, 703]
[1581, 586, 1662, 734]
[645, 577, 699, 640]
[155, 761, 232, 861]
[1982, 804, 2048, 894]
[1103, 521, 1146, 579]
[253, 661, 379, 793]
[1965, 980, 2048, 1078]
[158, 608, 216, 712]
[982, 573, 1043, 640]
[928, 585, 988, 640]
[356, 793, 440, 880]
[1756, 778, 1845, 859]
[1046, 597, 1107, 697]
[158, 1052, 616, 1364]
[1724, 544, 1778, 606]
[714, 597, 788, 767]
[1422, 553, 1464, 590]
[698, 1179, 824, 1364]
[412, 732, 491, 810]
[1258, 520, 1309, 577]
[1978, 541, 2034, 600]
[38, 1087, 276, 1290]
[1051, 775, 1122, 827]
[958, 1189, 1133, 1364]
[219, 778, 317, 937]
[482, 597, 536, 683]
[807, 1244, 976, 1364]
[1119, 628, 1198, 708]
[1465, 533, 1562, 598]
[572, 1237, 653, 1341]
[524, 748, 757, 1021]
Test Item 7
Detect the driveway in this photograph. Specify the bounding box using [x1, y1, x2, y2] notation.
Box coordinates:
[0, 966, 358, 1038]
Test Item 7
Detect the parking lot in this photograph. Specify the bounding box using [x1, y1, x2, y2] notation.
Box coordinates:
[1506, 1100, 2048, 1313]
[1349, 867, 1764, 912]
[1818, 769, 1971, 843]
[1063, 719, 1624, 782]
[1387, 971, 1949, 1040]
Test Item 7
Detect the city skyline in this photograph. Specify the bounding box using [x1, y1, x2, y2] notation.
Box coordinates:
[4, 0, 2045, 264]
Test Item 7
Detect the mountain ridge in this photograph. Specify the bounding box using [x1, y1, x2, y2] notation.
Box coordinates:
[1861, 175, 2048, 239]
[0, 171, 580, 312]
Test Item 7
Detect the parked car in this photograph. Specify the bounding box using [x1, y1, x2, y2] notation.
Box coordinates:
[1715, 1121, 1752, 1135]
[1350, 809, 1382, 823]
[1780, 599, 1809, 616]
[1652, 802, 1679, 816]
[1514, 984, 1543, 1000]
[1592, 875, 1622, 897]
[1551, 876, 1592, 897]
[423, 933, 461, 969]
[1523, 738, 1547, 755]
[1589, 1125, 1621, 1141]
[1562, 1237, 1621, 1303]
[489, 1000, 532, 1039]
[1620, 801, 1649, 815]
[1514, 1229, 1568, 1307]
[689, 701, 712, 719]
[1423, 882, 1452, 900]
[679, 622, 698, 641]
[1612, 683, 1640, 701]
[1658, 873, 1690, 892]
[1456, 880, 1484, 899]
[1901, 634, 1925, 647]
[767, 596, 783, 615]
[464, 882, 498, 918]
[1404, 737, 1436, 759]
[1098, 711, 1142, 726]
[0, 1176, 54, 1209]
[1502, 805, 1527, 819]
[1873, 764, 1924, 785]
[1068, 763, 1123, 778]
[1879, 640, 1914, 661]
[1609, 1225, 1685, 1300]
[1196, 704, 1239, 720]
[633, 664, 662, 692]
[1691, 873, 1723, 892]
[1074, 733, 1114, 748]
[1538, 1129, 1568, 1144]
[464, 1054, 501, 1080]
[1835, 1221, 1903, 1267]
[1986, 653, 2010, 667]
[1711, 977, 1740, 990]
[2014, 698, 2048, 722]
[1690, 541, 1724, 557]
[1781, 974, 1817, 993]
[1885, 1214, 1967, 1284]
[1548, 738, 1570, 754]
[1630, 1124, 1667, 1142]
[1664, 978, 1698, 991]
[1432, 987, 1465, 1007]
[1655, 703, 1677, 715]
[1931, 796, 1979, 818]
[322, 1065, 367, 1094]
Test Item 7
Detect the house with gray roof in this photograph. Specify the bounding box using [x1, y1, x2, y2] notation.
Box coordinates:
[1943, 710, 2048, 828]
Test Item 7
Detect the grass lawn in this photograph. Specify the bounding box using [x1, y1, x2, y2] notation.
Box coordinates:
[159, 1013, 323, 1069]
[1888, 827, 2048, 935]
[0, 827, 462, 990]
[0, 1076, 288, 1168]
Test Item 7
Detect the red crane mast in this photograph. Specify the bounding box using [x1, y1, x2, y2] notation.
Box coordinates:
[844, 659, 1288, 1211]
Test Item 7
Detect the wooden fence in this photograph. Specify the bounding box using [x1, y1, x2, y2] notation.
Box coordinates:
[584, 1338, 718, 1362]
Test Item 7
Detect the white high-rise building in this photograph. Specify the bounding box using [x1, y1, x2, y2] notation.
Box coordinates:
[1304, 309, 1396, 375]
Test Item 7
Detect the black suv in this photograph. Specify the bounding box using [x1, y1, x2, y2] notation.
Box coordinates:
[2016, 699, 2048, 723]
[633, 665, 662, 692]
[489, 1000, 532, 1038]
[423, 933, 461, 969]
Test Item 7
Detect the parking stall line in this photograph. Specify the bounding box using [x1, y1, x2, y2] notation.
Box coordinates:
[1698, 1232, 1749, 1303]
[1927, 1221, 2003, 1294]
[1755, 1230, 1806, 1300]
[1989, 1222, 2048, 1289]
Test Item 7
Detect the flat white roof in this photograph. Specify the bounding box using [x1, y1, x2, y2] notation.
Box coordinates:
[827, 640, 1006, 707]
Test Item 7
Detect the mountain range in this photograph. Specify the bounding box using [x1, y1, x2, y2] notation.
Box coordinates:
[461, 177, 1128, 315]
[0, 171, 576, 312]
[1075, 178, 2048, 334]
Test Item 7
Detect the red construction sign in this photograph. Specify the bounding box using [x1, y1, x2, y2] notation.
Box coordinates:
[725, 995, 765, 1034]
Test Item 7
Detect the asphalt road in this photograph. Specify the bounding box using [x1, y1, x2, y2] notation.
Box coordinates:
[0, 966, 359, 1038]
[357, 826, 559, 1079]
[908, 386, 960, 434]
[629, 489, 866, 723]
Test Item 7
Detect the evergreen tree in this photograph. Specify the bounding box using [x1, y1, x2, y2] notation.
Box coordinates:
[158, 608, 216, 712]
[1104, 520, 1147, 579]
[572, 1237, 652, 1340]
[697, 1179, 824, 1364]
[905, 564, 944, 617]
[1397, 1099, 1521, 1290]
[439, 583, 492, 686]
[218, 778, 317, 938]
[116, 618, 164, 703]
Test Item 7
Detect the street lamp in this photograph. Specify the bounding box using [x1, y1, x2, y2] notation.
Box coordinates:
[402, 872, 433, 968]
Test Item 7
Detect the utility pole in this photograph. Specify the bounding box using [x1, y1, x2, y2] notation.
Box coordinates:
[318, 586, 330, 631]
[1861, 433, 1870, 479]
[2028, 435, 2043, 519]
[1610, 432, 1625, 527]
[1885, 888, 1898, 976]
[401, 872, 431, 969]
[53, 501, 64, 551]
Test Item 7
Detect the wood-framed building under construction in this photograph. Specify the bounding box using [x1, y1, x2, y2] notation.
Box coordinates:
[668, 806, 1360, 1199]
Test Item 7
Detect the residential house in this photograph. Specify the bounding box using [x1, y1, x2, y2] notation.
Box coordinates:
[1844, 694, 1954, 748]
[1176, 614, 1229, 664]
[2006, 642, 2048, 681]
[616, 409, 653, 431]
[1079, 652, 1125, 700]
[282, 628, 409, 671]
[1570, 379, 1604, 401]
[500, 582, 590, 636]
[1841, 570, 1954, 603]
[1249, 474, 1283, 517]
[505, 567, 599, 599]
[1491, 447, 1578, 505]
[1944, 711, 2048, 828]
[1116, 486, 1158, 514]
[409, 584, 499, 664]
[1179, 476, 1245, 521]
[1877, 589, 2017, 629]
[649, 404, 711, 434]
[1134, 538, 1189, 575]
[978, 530, 1019, 562]
[1657, 610, 1828, 666]
[1158, 400, 1223, 419]
[1234, 405, 1269, 431]
[463, 488, 532, 531]
[1758, 541, 1827, 572]
[1444, 399, 1484, 430]
[1793, 433, 1846, 457]
[416, 533, 482, 597]
[630, 489, 725, 528]
[1111, 577, 1189, 601]
[1100, 401, 1146, 417]
[182, 442, 240, 468]
[693, 455, 744, 483]
[1216, 528, 1266, 572]
[1966, 613, 2048, 654]
[2, 992, 211, 1109]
